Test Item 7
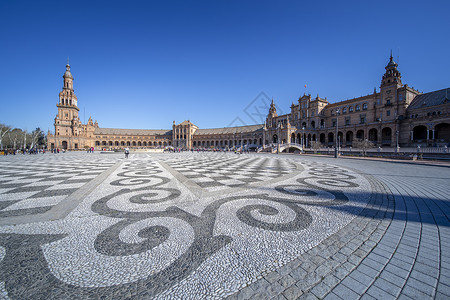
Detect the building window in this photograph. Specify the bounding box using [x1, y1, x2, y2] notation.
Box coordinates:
[386, 99, 391, 105]
[332, 119, 336, 127]
[356, 105, 360, 111]
[362, 103, 368, 110]
[387, 110, 390, 116]
[342, 107, 347, 114]
[345, 117, 351, 126]
[360, 114, 366, 124]
[349, 106, 354, 113]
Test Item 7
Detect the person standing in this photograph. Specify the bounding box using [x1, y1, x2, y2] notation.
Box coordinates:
[124, 147, 129, 158]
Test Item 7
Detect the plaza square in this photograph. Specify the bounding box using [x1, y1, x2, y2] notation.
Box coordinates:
[0, 151, 449, 299]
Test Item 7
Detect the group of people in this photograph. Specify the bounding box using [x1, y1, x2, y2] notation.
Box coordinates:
[2, 148, 46, 155]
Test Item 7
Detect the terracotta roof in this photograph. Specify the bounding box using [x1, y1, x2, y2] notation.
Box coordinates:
[194, 124, 263, 135]
[94, 128, 172, 136]
[408, 88, 450, 109]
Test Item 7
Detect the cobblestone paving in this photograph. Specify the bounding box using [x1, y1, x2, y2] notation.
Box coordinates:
[0, 152, 448, 299]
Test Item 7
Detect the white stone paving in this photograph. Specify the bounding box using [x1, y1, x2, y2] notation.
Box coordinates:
[0, 152, 448, 299]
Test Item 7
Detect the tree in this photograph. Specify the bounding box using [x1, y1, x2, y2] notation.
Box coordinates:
[310, 141, 323, 153]
[352, 138, 375, 156]
[5, 128, 24, 150]
[0, 123, 11, 150]
[29, 128, 45, 149]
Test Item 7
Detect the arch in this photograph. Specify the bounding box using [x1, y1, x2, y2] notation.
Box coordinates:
[311, 120, 315, 128]
[320, 119, 325, 128]
[291, 133, 295, 143]
[346, 131, 353, 146]
[95, 141, 100, 146]
[307, 133, 311, 147]
[159, 141, 162, 146]
[413, 125, 427, 141]
[302, 122, 307, 128]
[62, 141, 68, 149]
[164, 142, 167, 146]
[132, 141, 137, 146]
[435, 123, 450, 141]
[126, 141, 131, 146]
[138, 141, 142, 146]
[115, 141, 119, 146]
[121, 141, 125, 146]
[143, 141, 147, 146]
[337, 132, 343, 147]
[297, 133, 301, 144]
[312, 134, 316, 142]
[381, 127, 392, 146]
[328, 132, 334, 144]
[273, 134, 278, 143]
[320, 133, 325, 144]
[368, 128, 378, 142]
[109, 141, 113, 146]
[356, 130, 364, 140]
[102, 141, 107, 146]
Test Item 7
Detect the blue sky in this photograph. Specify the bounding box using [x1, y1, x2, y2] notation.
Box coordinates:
[1, 0, 449, 132]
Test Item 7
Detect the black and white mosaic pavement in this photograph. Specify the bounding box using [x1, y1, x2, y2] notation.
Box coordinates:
[0, 152, 448, 299]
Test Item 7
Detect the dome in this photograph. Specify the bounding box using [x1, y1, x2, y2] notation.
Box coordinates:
[63, 64, 73, 79]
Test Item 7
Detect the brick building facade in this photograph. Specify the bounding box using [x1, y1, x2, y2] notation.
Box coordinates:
[48, 55, 450, 151]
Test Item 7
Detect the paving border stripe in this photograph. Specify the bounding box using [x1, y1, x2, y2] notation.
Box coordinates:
[226, 166, 392, 299]
[0, 160, 123, 226]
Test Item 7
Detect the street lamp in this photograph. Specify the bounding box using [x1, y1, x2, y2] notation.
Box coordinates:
[334, 108, 340, 158]
[301, 126, 305, 151]
[396, 130, 399, 153]
[277, 123, 281, 154]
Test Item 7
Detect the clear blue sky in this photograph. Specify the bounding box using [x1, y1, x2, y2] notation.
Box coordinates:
[1, 0, 449, 132]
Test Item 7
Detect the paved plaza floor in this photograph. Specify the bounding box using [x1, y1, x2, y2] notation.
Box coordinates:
[0, 152, 449, 299]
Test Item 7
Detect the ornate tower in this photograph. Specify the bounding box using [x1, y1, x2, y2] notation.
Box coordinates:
[379, 52, 403, 113]
[268, 98, 278, 118]
[381, 51, 402, 89]
[52, 61, 83, 148]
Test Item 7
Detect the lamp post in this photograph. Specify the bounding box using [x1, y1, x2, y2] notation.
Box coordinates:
[263, 122, 266, 149]
[301, 126, 305, 151]
[334, 108, 340, 158]
[396, 130, 399, 153]
[277, 123, 281, 154]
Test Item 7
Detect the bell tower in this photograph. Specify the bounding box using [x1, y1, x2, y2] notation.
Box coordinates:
[381, 51, 402, 89]
[54, 60, 82, 138]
